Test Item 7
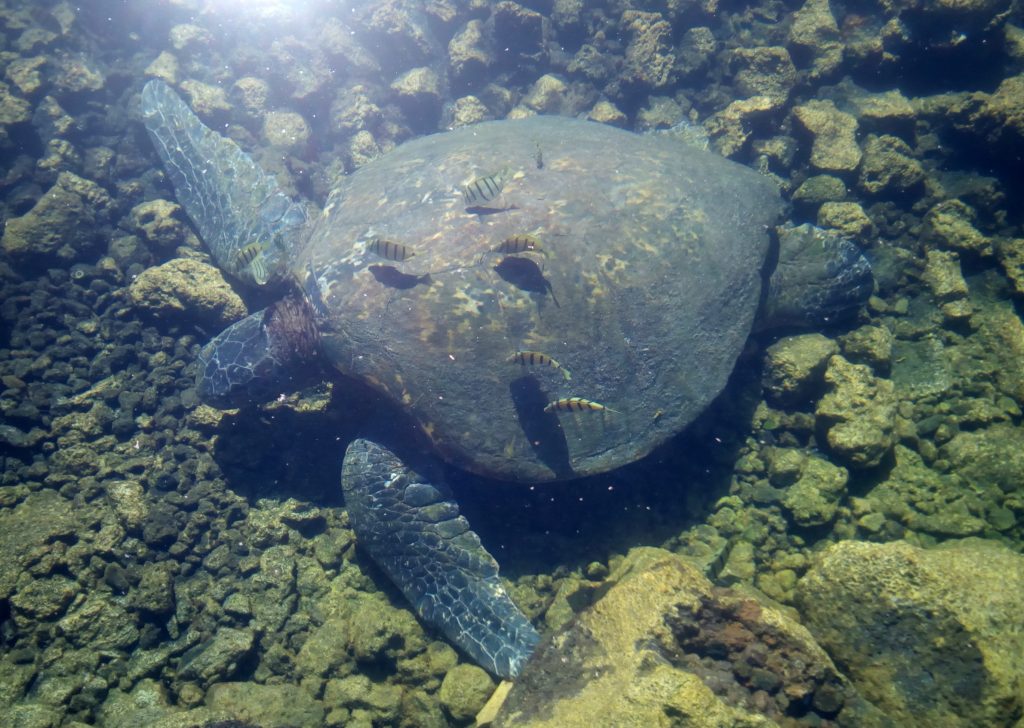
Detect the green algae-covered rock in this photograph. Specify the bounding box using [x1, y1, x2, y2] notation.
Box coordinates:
[796, 539, 1024, 728]
[495, 547, 885, 728]
[177, 628, 255, 687]
[780, 455, 849, 527]
[792, 100, 861, 172]
[762, 333, 839, 407]
[206, 682, 325, 728]
[127, 258, 247, 328]
[439, 663, 495, 722]
[0, 171, 113, 263]
[816, 355, 896, 468]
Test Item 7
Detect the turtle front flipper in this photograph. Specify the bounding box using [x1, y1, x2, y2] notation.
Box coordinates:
[197, 295, 321, 407]
[140, 79, 308, 288]
[342, 438, 540, 679]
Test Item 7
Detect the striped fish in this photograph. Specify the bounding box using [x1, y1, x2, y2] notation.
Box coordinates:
[235, 241, 270, 285]
[508, 350, 571, 381]
[496, 234, 546, 256]
[463, 167, 510, 205]
[367, 237, 416, 262]
[543, 397, 616, 414]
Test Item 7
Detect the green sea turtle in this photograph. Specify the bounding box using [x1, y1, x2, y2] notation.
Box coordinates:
[140, 80, 871, 678]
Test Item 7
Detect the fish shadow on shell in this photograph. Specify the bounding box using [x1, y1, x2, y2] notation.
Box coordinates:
[494, 256, 559, 308]
[369, 264, 430, 289]
[509, 376, 574, 479]
[465, 204, 518, 216]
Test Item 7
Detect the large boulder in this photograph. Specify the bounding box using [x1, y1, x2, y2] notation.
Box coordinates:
[796, 539, 1024, 727]
[495, 547, 885, 727]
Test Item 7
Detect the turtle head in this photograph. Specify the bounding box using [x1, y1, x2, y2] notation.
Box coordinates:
[197, 294, 322, 408]
[757, 223, 874, 332]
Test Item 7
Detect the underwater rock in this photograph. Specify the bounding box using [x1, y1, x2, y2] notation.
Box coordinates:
[10, 576, 78, 624]
[106, 480, 148, 532]
[587, 100, 627, 127]
[143, 51, 179, 85]
[780, 454, 849, 527]
[996, 236, 1024, 296]
[0, 492, 78, 600]
[857, 134, 925, 197]
[52, 53, 105, 94]
[346, 129, 382, 169]
[127, 258, 247, 329]
[0, 81, 33, 127]
[921, 249, 973, 322]
[705, 95, 780, 157]
[169, 23, 213, 52]
[362, 0, 437, 73]
[496, 547, 885, 727]
[521, 73, 568, 113]
[492, 1, 547, 64]
[731, 46, 797, 102]
[231, 76, 270, 119]
[57, 596, 139, 650]
[620, 10, 675, 90]
[323, 673, 403, 726]
[816, 355, 897, 468]
[179, 79, 231, 118]
[448, 19, 492, 87]
[796, 538, 1024, 728]
[331, 84, 383, 137]
[6, 56, 45, 96]
[839, 325, 894, 374]
[792, 100, 861, 173]
[130, 562, 176, 617]
[439, 663, 495, 722]
[921, 199, 994, 256]
[0, 171, 113, 263]
[792, 174, 847, 206]
[817, 201, 874, 239]
[448, 95, 490, 127]
[178, 627, 255, 687]
[762, 333, 839, 407]
[390, 66, 442, 130]
[787, 0, 843, 81]
[262, 110, 311, 151]
[636, 96, 685, 131]
[676, 26, 717, 81]
[849, 89, 916, 135]
[125, 199, 193, 253]
[206, 682, 325, 728]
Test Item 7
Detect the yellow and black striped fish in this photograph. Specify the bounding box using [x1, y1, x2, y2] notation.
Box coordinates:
[367, 237, 416, 262]
[496, 234, 546, 256]
[508, 350, 571, 381]
[235, 241, 270, 285]
[544, 397, 616, 413]
[463, 167, 510, 205]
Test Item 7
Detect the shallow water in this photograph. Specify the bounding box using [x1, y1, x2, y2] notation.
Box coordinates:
[1, 1, 1022, 726]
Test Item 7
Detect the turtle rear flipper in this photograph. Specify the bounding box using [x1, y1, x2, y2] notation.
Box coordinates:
[342, 438, 540, 679]
[757, 223, 874, 331]
[140, 80, 307, 287]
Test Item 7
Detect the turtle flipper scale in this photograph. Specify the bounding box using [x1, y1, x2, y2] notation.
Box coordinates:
[197, 295, 321, 407]
[342, 438, 540, 679]
[140, 80, 308, 288]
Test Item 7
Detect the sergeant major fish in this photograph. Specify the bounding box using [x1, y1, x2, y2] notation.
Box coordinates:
[496, 234, 546, 257]
[235, 241, 270, 285]
[367, 237, 416, 262]
[508, 350, 571, 381]
[463, 167, 511, 206]
[544, 397, 617, 414]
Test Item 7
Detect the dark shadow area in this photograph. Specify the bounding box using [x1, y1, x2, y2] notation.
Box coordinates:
[509, 375, 574, 479]
[369, 265, 429, 290]
[493, 256, 559, 307]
